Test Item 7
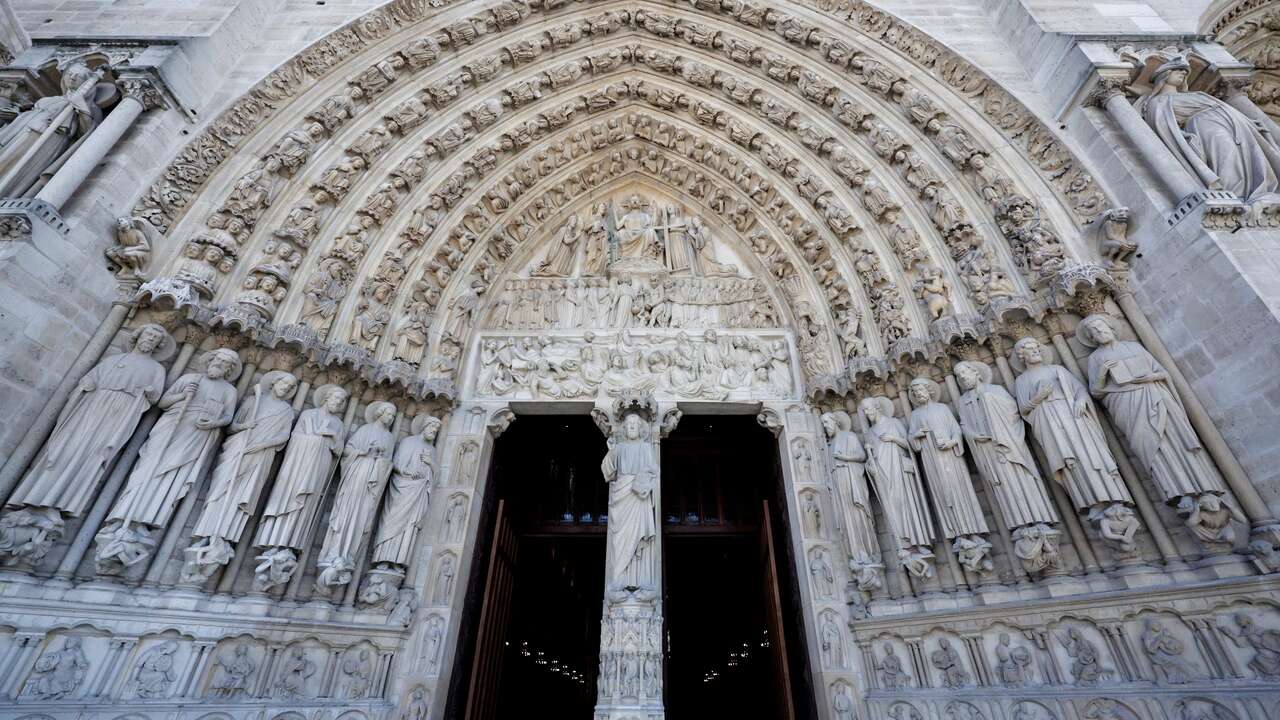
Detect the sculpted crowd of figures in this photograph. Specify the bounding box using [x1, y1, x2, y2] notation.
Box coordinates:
[482, 274, 779, 332]
[474, 331, 794, 400]
[0, 325, 451, 612]
[814, 316, 1242, 589]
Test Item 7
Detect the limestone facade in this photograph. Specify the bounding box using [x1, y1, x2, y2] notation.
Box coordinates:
[0, 1, 1278, 719]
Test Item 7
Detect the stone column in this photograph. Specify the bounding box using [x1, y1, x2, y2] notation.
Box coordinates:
[594, 391, 668, 720]
[34, 76, 164, 210]
[1088, 78, 1204, 205]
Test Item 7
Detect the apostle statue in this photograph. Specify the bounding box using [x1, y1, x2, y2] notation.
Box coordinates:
[180, 371, 299, 584]
[0, 62, 102, 198]
[954, 361, 1061, 573]
[907, 378, 992, 574]
[94, 348, 241, 575]
[820, 411, 882, 589]
[1078, 314, 1238, 544]
[0, 324, 171, 566]
[534, 214, 583, 276]
[362, 415, 441, 605]
[253, 384, 348, 590]
[602, 408, 660, 601]
[316, 401, 397, 592]
[860, 396, 935, 579]
[1137, 58, 1280, 204]
[1012, 337, 1141, 553]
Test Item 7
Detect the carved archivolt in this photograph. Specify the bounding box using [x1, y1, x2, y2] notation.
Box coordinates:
[124, 0, 1114, 397]
[1205, 0, 1280, 121]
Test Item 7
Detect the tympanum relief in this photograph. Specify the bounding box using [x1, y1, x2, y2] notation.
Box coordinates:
[474, 194, 796, 402]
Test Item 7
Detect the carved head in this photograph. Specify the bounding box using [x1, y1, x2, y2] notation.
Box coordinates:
[132, 324, 168, 355]
[908, 377, 941, 406]
[263, 371, 298, 400]
[205, 348, 242, 381]
[368, 401, 397, 427]
[414, 414, 442, 441]
[60, 62, 94, 94]
[1079, 314, 1117, 347]
[317, 385, 349, 414]
[622, 412, 645, 441]
[954, 361, 989, 391]
[1013, 337, 1045, 367]
[859, 396, 892, 424]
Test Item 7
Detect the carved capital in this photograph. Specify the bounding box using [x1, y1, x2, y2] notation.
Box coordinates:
[116, 75, 167, 110]
[486, 406, 515, 437]
[1084, 75, 1129, 109]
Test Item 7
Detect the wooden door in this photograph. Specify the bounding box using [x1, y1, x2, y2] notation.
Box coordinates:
[465, 499, 519, 720]
[759, 499, 797, 720]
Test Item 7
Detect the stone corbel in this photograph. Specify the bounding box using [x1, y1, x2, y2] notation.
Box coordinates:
[485, 406, 515, 437]
[756, 406, 783, 436]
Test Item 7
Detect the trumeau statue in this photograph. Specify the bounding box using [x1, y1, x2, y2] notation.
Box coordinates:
[602, 409, 660, 601]
[860, 396, 935, 579]
[95, 348, 241, 575]
[253, 384, 348, 590]
[821, 410, 882, 589]
[1012, 337, 1141, 553]
[1078, 314, 1239, 545]
[316, 401, 397, 592]
[1137, 58, 1280, 203]
[181, 371, 298, 584]
[0, 62, 101, 198]
[954, 361, 1061, 573]
[0, 324, 171, 566]
[907, 378, 992, 574]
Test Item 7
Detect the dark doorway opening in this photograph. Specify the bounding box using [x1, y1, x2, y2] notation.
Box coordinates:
[447, 416, 608, 720]
[451, 413, 812, 720]
[661, 415, 811, 720]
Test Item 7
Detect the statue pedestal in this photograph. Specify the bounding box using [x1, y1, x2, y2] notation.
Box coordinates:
[594, 599, 664, 720]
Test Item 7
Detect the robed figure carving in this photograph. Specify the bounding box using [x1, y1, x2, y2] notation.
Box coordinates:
[860, 396, 935, 579]
[908, 378, 992, 574]
[602, 411, 659, 601]
[316, 401, 397, 592]
[533, 214, 583, 276]
[0, 62, 102, 198]
[1079, 315, 1238, 544]
[181, 371, 299, 584]
[371, 415, 441, 570]
[1012, 337, 1141, 552]
[95, 348, 241, 575]
[0, 324, 170, 566]
[821, 411, 882, 589]
[1137, 58, 1280, 203]
[954, 361, 1061, 573]
[614, 195, 663, 261]
[253, 384, 348, 590]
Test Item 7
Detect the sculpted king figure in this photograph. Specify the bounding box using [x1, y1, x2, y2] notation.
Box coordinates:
[95, 348, 240, 575]
[1079, 314, 1239, 545]
[316, 401, 397, 592]
[908, 378, 992, 574]
[180, 371, 299, 584]
[1012, 337, 1141, 554]
[860, 396, 935, 579]
[253, 384, 348, 590]
[0, 62, 101, 197]
[821, 411, 882, 589]
[0, 324, 170, 566]
[602, 410, 660, 601]
[954, 361, 1061, 573]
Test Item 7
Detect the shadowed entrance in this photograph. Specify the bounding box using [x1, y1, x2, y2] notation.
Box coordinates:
[661, 416, 810, 720]
[451, 414, 810, 718]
